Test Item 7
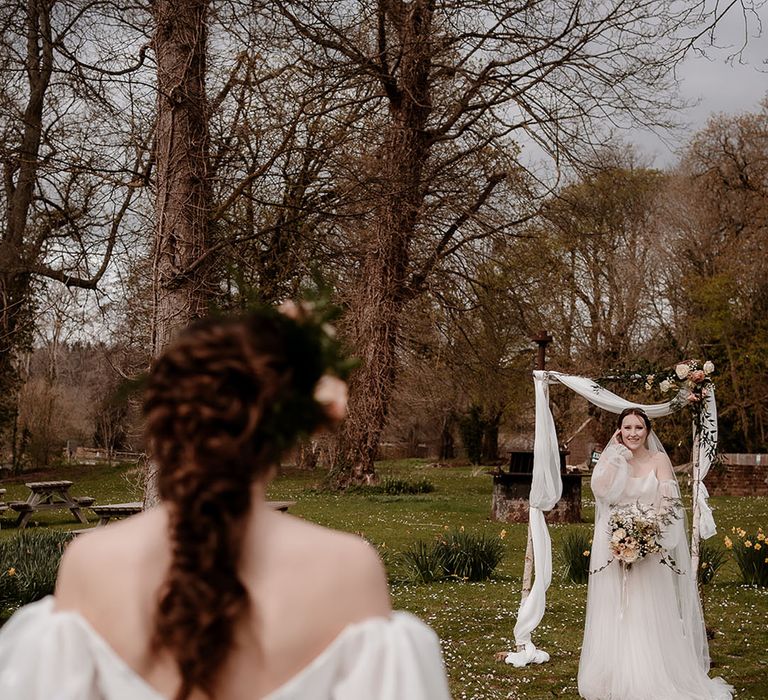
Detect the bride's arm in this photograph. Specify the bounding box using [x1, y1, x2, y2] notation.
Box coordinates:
[591, 440, 632, 504]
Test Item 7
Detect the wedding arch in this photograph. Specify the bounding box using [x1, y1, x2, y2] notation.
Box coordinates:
[505, 370, 719, 667]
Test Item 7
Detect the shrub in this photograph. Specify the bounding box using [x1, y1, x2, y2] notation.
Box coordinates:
[560, 530, 591, 584]
[380, 476, 434, 495]
[434, 529, 505, 581]
[726, 527, 768, 586]
[697, 539, 727, 585]
[400, 540, 446, 583]
[0, 530, 73, 619]
[348, 475, 435, 496]
[400, 529, 505, 584]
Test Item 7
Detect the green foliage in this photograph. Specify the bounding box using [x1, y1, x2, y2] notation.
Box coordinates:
[560, 530, 592, 584]
[435, 529, 506, 581]
[0, 530, 73, 619]
[347, 475, 435, 496]
[728, 528, 768, 586]
[400, 540, 446, 583]
[380, 476, 435, 495]
[401, 529, 505, 583]
[697, 539, 727, 585]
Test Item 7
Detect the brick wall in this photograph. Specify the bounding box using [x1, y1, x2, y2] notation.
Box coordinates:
[704, 454, 768, 497]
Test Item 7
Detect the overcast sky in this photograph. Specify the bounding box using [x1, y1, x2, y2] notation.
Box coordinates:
[632, 4, 767, 167]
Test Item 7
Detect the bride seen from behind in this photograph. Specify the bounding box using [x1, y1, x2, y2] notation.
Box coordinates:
[0, 306, 451, 700]
[578, 407, 733, 700]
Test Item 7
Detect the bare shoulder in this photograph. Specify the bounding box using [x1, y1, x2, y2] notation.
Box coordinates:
[55, 507, 169, 612]
[652, 451, 675, 481]
[271, 513, 391, 618]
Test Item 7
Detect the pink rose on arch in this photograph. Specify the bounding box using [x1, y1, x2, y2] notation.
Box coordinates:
[689, 369, 706, 383]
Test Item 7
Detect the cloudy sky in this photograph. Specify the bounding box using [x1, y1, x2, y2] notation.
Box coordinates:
[633, 4, 767, 166]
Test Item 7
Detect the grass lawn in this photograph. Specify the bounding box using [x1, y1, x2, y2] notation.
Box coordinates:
[1, 459, 767, 699]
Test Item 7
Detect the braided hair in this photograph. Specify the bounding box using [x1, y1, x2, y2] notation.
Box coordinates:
[143, 309, 338, 699]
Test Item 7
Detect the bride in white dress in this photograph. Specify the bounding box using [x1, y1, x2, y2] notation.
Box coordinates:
[0, 308, 451, 700]
[578, 407, 732, 700]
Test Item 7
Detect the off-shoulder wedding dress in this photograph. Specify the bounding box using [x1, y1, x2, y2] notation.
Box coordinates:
[0, 596, 451, 699]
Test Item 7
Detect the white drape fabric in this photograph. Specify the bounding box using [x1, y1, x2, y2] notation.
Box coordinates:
[506, 370, 718, 667]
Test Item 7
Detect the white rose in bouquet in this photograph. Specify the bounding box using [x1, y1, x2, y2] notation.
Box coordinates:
[620, 543, 640, 564]
[675, 363, 690, 380]
[659, 379, 672, 393]
[703, 360, 715, 375]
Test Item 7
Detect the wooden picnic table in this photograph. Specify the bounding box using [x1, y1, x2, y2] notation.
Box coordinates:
[10, 481, 92, 529]
[90, 502, 143, 526]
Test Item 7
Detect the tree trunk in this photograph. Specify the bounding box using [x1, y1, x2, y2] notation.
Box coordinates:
[0, 0, 54, 447]
[482, 411, 501, 463]
[330, 0, 434, 487]
[439, 412, 455, 460]
[145, 0, 213, 507]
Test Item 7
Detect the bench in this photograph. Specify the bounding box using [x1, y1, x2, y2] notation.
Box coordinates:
[90, 502, 143, 526]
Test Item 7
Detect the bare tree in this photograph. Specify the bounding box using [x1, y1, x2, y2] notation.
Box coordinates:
[142, 0, 213, 505]
[0, 0, 151, 460]
[268, 0, 752, 484]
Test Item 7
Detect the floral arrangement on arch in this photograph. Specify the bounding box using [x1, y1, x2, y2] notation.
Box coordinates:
[647, 359, 716, 408]
[597, 357, 719, 461]
[645, 359, 717, 458]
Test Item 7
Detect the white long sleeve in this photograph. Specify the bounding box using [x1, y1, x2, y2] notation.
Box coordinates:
[591, 444, 632, 504]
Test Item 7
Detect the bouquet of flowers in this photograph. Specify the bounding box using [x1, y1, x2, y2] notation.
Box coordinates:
[608, 502, 663, 567]
[594, 498, 683, 574]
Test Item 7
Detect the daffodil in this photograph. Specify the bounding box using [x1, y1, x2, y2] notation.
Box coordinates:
[745, 540, 753, 548]
[499, 529, 507, 540]
[7, 567, 15, 577]
[583, 550, 590, 557]
[724, 536, 732, 550]
[755, 543, 762, 551]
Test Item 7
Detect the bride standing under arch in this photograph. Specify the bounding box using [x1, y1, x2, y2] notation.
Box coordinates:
[578, 407, 733, 700]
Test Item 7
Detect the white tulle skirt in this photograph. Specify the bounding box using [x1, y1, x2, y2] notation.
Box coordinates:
[578, 554, 733, 700]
